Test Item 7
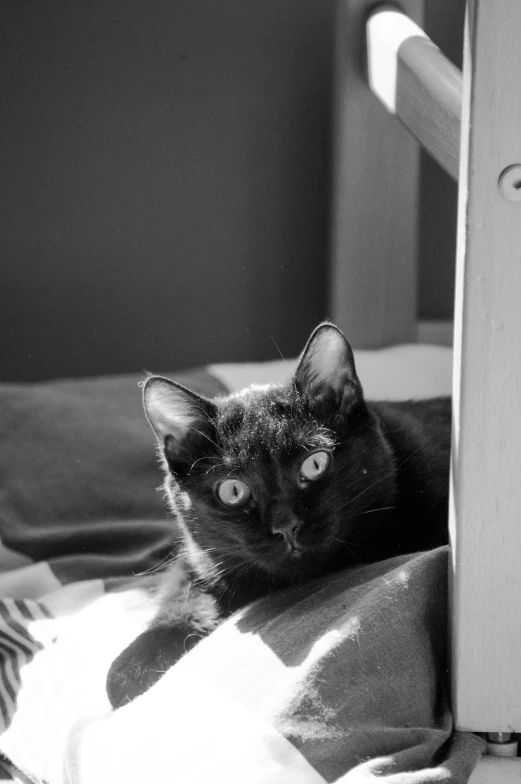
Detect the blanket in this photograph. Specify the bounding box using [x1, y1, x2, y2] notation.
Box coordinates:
[0, 346, 486, 782]
[0, 550, 484, 784]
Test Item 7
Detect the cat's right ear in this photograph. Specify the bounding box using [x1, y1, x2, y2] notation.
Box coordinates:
[293, 322, 364, 412]
[143, 376, 217, 472]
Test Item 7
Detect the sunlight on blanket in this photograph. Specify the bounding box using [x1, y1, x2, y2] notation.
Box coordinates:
[0, 583, 156, 784]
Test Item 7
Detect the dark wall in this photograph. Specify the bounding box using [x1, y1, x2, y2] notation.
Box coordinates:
[1, 0, 332, 381]
[2, 0, 463, 382]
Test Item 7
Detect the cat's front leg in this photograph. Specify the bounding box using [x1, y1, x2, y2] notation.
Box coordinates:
[106, 570, 221, 709]
[106, 622, 207, 709]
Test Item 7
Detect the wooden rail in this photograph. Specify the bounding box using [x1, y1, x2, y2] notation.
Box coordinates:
[329, 0, 425, 348]
[366, 7, 462, 181]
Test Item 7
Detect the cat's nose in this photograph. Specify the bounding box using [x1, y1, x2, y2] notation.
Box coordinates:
[271, 516, 302, 548]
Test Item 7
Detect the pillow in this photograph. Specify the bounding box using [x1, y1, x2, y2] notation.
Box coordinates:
[209, 343, 452, 401]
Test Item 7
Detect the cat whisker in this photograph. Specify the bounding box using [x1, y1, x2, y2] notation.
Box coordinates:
[186, 425, 223, 454]
[394, 448, 421, 470]
[270, 337, 286, 362]
[345, 449, 420, 510]
[202, 550, 247, 567]
[196, 542, 247, 556]
[333, 537, 364, 560]
[189, 455, 225, 473]
[205, 463, 227, 475]
[207, 557, 244, 581]
[344, 472, 395, 508]
[227, 560, 256, 602]
[331, 536, 358, 559]
[331, 536, 372, 557]
[350, 505, 396, 517]
[211, 562, 246, 601]
[210, 556, 256, 597]
[218, 558, 252, 580]
[136, 549, 180, 577]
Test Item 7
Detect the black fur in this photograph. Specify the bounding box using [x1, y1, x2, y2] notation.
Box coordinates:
[107, 323, 451, 708]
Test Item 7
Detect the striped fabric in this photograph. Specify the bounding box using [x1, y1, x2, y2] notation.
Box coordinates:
[0, 600, 51, 733]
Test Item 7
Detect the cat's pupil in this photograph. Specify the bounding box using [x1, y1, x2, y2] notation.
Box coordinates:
[216, 478, 251, 507]
[300, 450, 330, 482]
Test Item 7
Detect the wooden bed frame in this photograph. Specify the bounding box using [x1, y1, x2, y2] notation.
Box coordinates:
[330, 0, 521, 776]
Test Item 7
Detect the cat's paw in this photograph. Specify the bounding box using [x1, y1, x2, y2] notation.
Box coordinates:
[106, 624, 205, 709]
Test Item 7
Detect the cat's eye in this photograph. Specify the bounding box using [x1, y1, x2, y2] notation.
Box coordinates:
[299, 450, 331, 483]
[216, 479, 252, 508]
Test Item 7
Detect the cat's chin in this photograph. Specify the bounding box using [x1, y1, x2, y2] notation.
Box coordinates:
[265, 545, 320, 579]
[243, 547, 305, 579]
[267, 537, 358, 583]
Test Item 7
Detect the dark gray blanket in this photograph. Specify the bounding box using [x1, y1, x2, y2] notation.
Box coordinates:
[0, 371, 484, 782]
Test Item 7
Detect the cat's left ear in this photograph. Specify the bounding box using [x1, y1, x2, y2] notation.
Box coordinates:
[142, 377, 218, 476]
[293, 322, 363, 410]
[143, 376, 216, 442]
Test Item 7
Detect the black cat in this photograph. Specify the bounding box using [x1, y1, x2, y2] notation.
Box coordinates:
[107, 322, 451, 708]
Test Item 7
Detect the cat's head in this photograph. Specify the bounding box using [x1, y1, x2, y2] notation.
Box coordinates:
[143, 322, 396, 590]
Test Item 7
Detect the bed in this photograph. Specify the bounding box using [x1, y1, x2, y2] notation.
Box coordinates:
[3, 0, 520, 780]
[0, 344, 487, 784]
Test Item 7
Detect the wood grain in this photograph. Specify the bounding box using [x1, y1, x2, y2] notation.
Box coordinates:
[397, 35, 462, 181]
[329, 0, 424, 348]
[367, 8, 462, 181]
[450, 0, 521, 731]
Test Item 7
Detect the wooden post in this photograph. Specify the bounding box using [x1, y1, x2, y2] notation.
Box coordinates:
[329, 0, 424, 348]
[366, 7, 462, 183]
[450, 0, 521, 731]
